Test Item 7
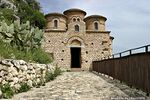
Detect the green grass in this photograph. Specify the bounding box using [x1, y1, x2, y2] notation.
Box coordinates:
[0, 83, 14, 99]
[18, 83, 30, 93]
[45, 66, 62, 82]
[0, 41, 52, 64]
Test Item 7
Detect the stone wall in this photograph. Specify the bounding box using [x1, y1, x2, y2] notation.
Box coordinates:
[0, 59, 55, 90]
[42, 31, 112, 71]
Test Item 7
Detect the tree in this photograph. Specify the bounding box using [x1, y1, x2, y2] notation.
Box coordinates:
[0, 0, 45, 29]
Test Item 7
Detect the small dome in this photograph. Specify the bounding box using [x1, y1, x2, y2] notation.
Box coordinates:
[45, 12, 67, 19]
[84, 15, 107, 21]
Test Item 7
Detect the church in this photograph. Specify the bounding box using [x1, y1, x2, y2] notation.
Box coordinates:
[42, 8, 114, 71]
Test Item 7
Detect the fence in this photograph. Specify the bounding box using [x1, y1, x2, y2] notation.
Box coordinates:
[92, 45, 150, 95]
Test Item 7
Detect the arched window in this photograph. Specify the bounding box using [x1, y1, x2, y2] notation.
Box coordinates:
[94, 22, 98, 30]
[75, 25, 79, 32]
[54, 20, 58, 28]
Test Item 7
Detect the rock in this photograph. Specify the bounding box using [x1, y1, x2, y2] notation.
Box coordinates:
[10, 82, 15, 87]
[26, 74, 31, 80]
[12, 60, 20, 69]
[27, 80, 33, 87]
[27, 65, 34, 70]
[0, 89, 2, 98]
[47, 64, 55, 72]
[31, 74, 36, 79]
[37, 78, 41, 83]
[1, 59, 12, 65]
[14, 84, 21, 90]
[40, 64, 46, 70]
[19, 60, 26, 65]
[13, 77, 19, 84]
[0, 70, 7, 77]
[20, 65, 28, 71]
[0, 65, 8, 71]
[8, 66, 18, 76]
[6, 73, 13, 81]
[2, 80, 8, 85]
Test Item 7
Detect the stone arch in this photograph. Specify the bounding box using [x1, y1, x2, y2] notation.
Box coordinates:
[71, 40, 81, 46]
[67, 36, 85, 47]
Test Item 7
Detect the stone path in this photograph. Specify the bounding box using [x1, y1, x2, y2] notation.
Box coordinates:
[11, 72, 148, 100]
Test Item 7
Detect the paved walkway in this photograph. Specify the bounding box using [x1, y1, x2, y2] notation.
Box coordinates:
[12, 72, 147, 100]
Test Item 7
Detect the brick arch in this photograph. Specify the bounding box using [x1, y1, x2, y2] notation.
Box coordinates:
[67, 36, 85, 47]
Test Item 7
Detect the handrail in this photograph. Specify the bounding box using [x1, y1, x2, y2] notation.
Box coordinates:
[102, 44, 150, 60]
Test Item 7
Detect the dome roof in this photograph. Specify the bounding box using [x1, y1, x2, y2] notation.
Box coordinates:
[45, 13, 67, 19]
[63, 8, 86, 16]
[84, 15, 107, 21]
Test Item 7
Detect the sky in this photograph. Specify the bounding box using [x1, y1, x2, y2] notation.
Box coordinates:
[37, 0, 150, 54]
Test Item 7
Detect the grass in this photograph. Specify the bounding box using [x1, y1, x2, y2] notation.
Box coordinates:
[45, 66, 62, 82]
[18, 83, 30, 93]
[0, 41, 52, 64]
[0, 83, 14, 99]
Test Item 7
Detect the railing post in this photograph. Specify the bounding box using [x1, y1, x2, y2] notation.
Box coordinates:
[113, 55, 114, 58]
[145, 46, 148, 52]
[119, 53, 122, 58]
[129, 50, 132, 55]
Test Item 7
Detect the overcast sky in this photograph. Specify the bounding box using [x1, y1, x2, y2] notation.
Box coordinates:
[37, 0, 150, 53]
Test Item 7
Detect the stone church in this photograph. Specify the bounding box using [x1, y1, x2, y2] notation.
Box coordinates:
[42, 8, 114, 71]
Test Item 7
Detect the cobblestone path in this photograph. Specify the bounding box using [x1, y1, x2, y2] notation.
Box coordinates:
[12, 72, 147, 100]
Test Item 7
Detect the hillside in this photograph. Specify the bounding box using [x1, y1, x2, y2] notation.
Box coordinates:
[0, 0, 45, 29]
[0, 0, 51, 64]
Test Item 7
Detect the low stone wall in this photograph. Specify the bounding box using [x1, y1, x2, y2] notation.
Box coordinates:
[0, 59, 55, 90]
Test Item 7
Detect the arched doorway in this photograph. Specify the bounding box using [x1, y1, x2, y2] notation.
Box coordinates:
[67, 37, 85, 69]
[69, 39, 82, 68]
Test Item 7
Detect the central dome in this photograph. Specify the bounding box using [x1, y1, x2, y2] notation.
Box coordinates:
[63, 8, 86, 16]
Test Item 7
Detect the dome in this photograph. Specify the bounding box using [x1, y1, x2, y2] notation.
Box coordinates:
[63, 8, 86, 16]
[84, 15, 107, 21]
[45, 12, 67, 19]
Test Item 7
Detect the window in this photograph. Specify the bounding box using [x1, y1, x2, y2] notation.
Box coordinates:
[54, 20, 58, 28]
[77, 18, 80, 22]
[75, 25, 79, 32]
[73, 18, 76, 22]
[94, 22, 98, 30]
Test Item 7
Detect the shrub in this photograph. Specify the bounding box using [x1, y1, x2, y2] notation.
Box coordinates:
[0, 41, 52, 64]
[0, 83, 14, 99]
[53, 66, 62, 77]
[32, 48, 52, 64]
[45, 70, 55, 82]
[18, 83, 30, 93]
[45, 66, 62, 82]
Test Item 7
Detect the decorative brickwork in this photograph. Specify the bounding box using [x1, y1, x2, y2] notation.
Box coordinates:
[42, 9, 114, 71]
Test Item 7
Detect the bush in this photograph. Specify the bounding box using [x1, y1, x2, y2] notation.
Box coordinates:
[0, 83, 14, 99]
[53, 66, 62, 77]
[45, 70, 55, 82]
[32, 48, 52, 64]
[45, 66, 62, 82]
[18, 83, 30, 93]
[0, 41, 52, 64]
